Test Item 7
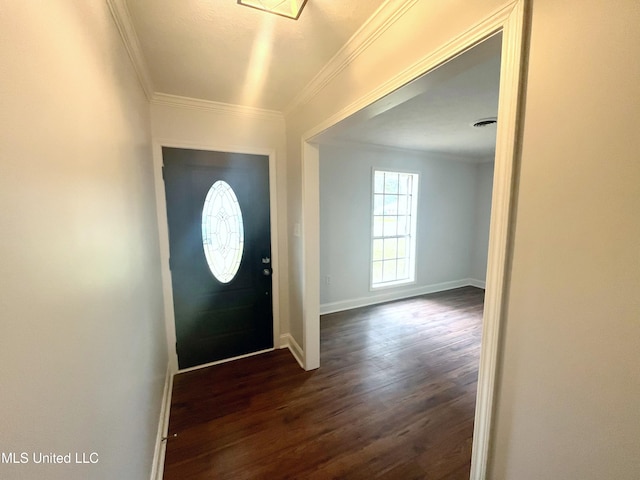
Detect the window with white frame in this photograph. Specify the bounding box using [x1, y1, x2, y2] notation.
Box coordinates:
[371, 170, 419, 288]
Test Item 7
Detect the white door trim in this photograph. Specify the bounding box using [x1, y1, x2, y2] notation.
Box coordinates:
[299, 1, 527, 479]
[152, 138, 281, 373]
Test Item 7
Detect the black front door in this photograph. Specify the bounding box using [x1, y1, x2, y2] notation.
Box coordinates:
[162, 147, 273, 369]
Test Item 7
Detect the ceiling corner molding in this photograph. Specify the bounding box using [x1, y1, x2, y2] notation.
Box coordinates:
[303, 1, 518, 142]
[151, 93, 285, 122]
[106, 0, 154, 100]
[283, 0, 420, 116]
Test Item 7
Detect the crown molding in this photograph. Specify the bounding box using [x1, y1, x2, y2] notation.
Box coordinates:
[303, 4, 515, 142]
[107, 0, 417, 120]
[106, 0, 154, 100]
[284, 0, 420, 116]
[151, 93, 285, 122]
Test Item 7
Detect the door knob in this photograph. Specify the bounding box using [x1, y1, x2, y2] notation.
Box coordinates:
[262, 257, 271, 264]
[263, 268, 272, 276]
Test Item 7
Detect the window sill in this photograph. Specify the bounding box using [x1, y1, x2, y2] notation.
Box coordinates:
[370, 278, 416, 291]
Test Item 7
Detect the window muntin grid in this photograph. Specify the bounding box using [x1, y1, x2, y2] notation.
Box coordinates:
[371, 170, 418, 288]
[202, 180, 244, 283]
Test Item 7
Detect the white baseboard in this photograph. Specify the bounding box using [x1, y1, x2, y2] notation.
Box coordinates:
[320, 279, 485, 315]
[466, 278, 486, 289]
[279, 333, 304, 369]
[150, 364, 174, 480]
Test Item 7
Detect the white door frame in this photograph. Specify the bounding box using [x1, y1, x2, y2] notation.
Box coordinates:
[152, 139, 281, 374]
[299, 2, 527, 478]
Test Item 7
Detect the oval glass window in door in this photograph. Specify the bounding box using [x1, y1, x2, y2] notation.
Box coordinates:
[201, 180, 244, 283]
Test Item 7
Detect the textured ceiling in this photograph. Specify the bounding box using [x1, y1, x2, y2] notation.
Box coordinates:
[125, 2, 502, 158]
[126, 0, 387, 110]
[320, 34, 503, 159]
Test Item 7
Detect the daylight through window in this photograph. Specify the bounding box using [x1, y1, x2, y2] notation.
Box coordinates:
[202, 180, 244, 283]
[371, 170, 419, 288]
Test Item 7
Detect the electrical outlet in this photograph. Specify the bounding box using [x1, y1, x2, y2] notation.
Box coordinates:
[325, 275, 331, 285]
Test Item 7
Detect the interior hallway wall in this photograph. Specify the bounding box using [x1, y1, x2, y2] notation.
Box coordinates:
[490, 1, 640, 478]
[0, 2, 167, 478]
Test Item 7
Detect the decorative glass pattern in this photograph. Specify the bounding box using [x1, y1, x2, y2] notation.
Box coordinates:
[371, 170, 419, 288]
[202, 181, 244, 283]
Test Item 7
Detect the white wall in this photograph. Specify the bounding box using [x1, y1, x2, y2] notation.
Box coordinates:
[491, 1, 640, 478]
[0, 2, 166, 479]
[319, 143, 489, 312]
[469, 161, 495, 284]
[149, 100, 290, 352]
[286, 0, 640, 478]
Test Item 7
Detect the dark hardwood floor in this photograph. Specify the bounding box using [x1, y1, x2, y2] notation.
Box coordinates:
[163, 286, 484, 479]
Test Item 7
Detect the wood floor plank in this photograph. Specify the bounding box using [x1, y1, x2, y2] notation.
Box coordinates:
[163, 286, 484, 479]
